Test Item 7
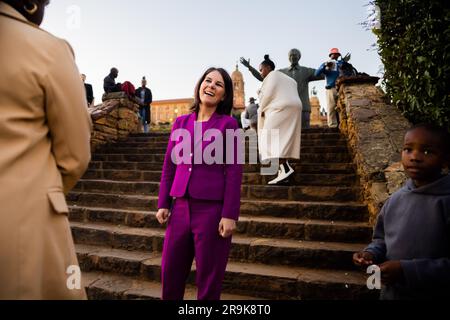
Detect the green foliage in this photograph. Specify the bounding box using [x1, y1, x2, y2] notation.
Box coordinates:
[374, 0, 450, 130]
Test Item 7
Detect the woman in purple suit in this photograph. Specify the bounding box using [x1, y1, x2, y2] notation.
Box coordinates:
[156, 67, 243, 300]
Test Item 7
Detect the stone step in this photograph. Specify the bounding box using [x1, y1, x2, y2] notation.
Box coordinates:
[240, 199, 368, 222]
[129, 129, 340, 137]
[70, 221, 365, 270]
[131, 127, 340, 136]
[82, 169, 357, 186]
[77, 244, 376, 300]
[246, 172, 356, 186]
[124, 132, 343, 143]
[244, 184, 360, 202]
[95, 146, 349, 155]
[91, 153, 352, 163]
[73, 180, 360, 202]
[110, 138, 348, 148]
[67, 191, 368, 221]
[88, 161, 356, 174]
[69, 206, 372, 243]
[303, 127, 340, 133]
[82, 271, 260, 300]
[131, 131, 172, 137]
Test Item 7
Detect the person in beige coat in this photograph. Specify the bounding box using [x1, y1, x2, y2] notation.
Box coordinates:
[0, 0, 92, 300]
[257, 55, 302, 185]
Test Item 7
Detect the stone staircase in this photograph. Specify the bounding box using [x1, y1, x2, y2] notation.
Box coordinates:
[67, 127, 378, 300]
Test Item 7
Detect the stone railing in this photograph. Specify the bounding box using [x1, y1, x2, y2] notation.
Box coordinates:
[336, 76, 410, 225]
[88, 92, 141, 151]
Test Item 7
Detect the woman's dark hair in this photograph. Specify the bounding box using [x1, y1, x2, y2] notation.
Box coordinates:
[190, 67, 234, 116]
[260, 54, 276, 71]
[1, 0, 47, 26]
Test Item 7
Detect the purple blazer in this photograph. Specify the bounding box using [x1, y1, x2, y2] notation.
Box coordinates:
[157, 112, 243, 221]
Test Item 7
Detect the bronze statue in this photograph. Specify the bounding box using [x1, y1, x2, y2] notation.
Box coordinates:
[240, 49, 324, 128]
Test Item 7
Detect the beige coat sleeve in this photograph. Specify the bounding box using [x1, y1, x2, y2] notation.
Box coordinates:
[44, 39, 92, 194]
[259, 71, 278, 113]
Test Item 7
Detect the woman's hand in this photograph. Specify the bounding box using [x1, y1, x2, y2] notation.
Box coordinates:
[240, 57, 251, 68]
[218, 218, 236, 238]
[156, 208, 170, 225]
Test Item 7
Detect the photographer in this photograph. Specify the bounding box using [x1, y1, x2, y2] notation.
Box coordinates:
[315, 48, 344, 128]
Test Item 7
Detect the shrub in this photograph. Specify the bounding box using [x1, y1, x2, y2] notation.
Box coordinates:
[374, 0, 450, 130]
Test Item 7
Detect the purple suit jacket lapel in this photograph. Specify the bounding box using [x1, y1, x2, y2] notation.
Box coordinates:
[188, 112, 223, 154]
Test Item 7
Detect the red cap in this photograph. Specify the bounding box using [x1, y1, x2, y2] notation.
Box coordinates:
[329, 48, 341, 57]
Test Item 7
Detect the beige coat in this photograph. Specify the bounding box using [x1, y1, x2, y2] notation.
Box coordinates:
[258, 71, 302, 162]
[0, 3, 91, 300]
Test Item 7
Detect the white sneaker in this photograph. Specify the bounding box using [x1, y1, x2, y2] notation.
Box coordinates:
[268, 162, 294, 185]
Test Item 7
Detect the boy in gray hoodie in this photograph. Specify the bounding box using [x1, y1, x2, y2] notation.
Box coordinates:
[353, 124, 450, 299]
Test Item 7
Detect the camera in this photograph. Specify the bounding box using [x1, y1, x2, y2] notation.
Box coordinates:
[325, 60, 336, 71]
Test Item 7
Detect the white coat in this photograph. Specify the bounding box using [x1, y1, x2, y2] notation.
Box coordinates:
[258, 71, 302, 162]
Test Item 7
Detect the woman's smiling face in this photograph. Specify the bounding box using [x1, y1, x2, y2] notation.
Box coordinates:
[199, 70, 226, 108]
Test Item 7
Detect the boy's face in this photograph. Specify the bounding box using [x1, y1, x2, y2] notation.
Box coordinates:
[402, 127, 448, 187]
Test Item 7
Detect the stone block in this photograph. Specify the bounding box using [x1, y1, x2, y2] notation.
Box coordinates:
[102, 92, 128, 101]
[348, 99, 371, 108]
[94, 124, 118, 136]
[94, 116, 117, 128]
[338, 81, 411, 225]
[87, 209, 126, 225]
[117, 119, 133, 131]
[118, 108, 137, 119]
[384, 162, 407, 195]
[112, 232, 153, 252]
[369, 182, 389, 205]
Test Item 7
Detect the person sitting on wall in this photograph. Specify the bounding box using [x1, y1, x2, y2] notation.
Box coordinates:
[103, 67, 122, 93]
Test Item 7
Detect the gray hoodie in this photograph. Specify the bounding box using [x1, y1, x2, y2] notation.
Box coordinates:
[366, 174, 450, 300]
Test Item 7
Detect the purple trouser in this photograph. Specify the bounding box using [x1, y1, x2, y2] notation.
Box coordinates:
[161, 196, 232, 300]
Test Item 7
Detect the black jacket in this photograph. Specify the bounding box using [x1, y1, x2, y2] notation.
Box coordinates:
[135, 87, 153, 123]
[135, 87, 153, 106]
[84, 83, 94, 104]
[103, 74, 121, 93]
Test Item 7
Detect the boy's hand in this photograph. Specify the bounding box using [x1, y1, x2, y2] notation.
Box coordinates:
[353, 251, 375, 267]
[380, 261, 404, 285]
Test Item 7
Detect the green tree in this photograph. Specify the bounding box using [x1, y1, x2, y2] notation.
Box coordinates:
[374, 0, 450, 130]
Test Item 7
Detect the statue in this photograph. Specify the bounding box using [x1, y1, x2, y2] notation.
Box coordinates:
[240, 48, 324, 129]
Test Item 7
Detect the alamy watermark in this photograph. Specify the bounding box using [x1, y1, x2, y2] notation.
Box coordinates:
[66, 265, 81, 290]
[365, 2, 381, 30]
[169, 124, 280, 175]
[366, 265, 381, 290]
[66, 5, 81, 30]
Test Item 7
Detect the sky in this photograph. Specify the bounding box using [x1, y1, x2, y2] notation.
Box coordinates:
[41, 0, 381, 110]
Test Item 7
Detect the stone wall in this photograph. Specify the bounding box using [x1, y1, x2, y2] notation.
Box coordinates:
[336, 77, 411, 225]
[89, 92, 141, 151]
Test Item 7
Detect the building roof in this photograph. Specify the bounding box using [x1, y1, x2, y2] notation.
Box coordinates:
[152, 98, 194, 105]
